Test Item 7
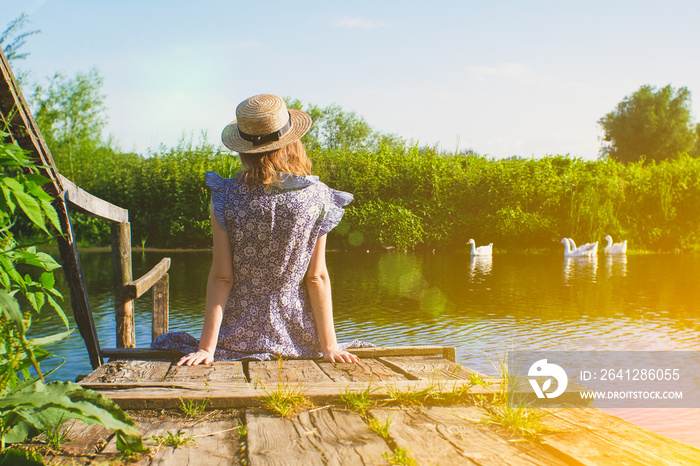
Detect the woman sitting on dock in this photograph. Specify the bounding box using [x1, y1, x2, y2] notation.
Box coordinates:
[152, 94, 371, 365]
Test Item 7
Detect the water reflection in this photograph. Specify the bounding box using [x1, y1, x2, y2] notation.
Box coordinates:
[604, 254, 628, 278]
[468, 256, 493, 279]
[562, 255, 598, 283]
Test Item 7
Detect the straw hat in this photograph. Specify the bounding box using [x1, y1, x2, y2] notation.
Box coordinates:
[221, 94, 312, 154]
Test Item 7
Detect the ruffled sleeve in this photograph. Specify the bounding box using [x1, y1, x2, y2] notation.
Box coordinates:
[318, 186, 353, 237]
[205, 171, 227, 228]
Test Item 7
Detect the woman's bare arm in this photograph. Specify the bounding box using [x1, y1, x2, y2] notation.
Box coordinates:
[305, 234, 359, 363]
[177, 202, 233, 365]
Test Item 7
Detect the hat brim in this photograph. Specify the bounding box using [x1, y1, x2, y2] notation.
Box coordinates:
[221, 109, 312, 154]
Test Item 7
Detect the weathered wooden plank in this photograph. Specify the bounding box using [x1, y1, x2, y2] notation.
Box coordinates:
[369, 406, 570, 466]
[79, 360, 172, 384]
[35, 420, 113, 464]
[60, 173, 128, 223]
[379, 355, 482, 381]
[348, 345, 454, 359]
[152, 273, 169, 340]
[147, 420, 241, 466]
[102, 417, 242, 465]
[164, 361, 246, 383]
[316, 359, 409, 382]
[88, 380, 496, 410]
[247, 408, 389, 466]
[411, 406, 570, 465]
[100, 347, 182, 360]
[128, 257, 171, 299]
[60, 421, 113, 457]
[296, 408, 392, 465]
[246, 410, 324, 465]
[248, 360, 332, 385]
[369, 407, 478, 465]
[540, 408, 700, 466]
[78, 361, 118, 384]
[208, 361, 248, 382]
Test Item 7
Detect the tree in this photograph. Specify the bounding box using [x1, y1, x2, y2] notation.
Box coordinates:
[32, 68, 108, 181]
[285, 98, 399, 153]
[0, 13, 39, 63]
[598, 84, 697, 163]
[693, 123, 700, 158]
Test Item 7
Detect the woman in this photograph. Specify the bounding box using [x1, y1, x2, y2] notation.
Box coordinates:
[152, 94, 370, 365]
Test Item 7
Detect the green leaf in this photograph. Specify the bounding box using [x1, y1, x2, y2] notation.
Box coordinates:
[1, 177, 24, 192]
[11, 190, 48, 233]
[3, 410, 42, 443]
[0, 256, 23, 284]
[0, 267, 9, 288]
[47, 287, 63, 299]
[0, 184, 16, 214]
[28, 329, 73, 347]
[25, 291, 45, 312]
[13, 250, 61, 272]
[35, 252, 61, 272]
[117, 429, 148, 454]
[0, 290, 25, 333]
[46, 295, 69, 329]
[23, 173, 52, 189]
[0, 447, 44, 465]
[39, 272, 55, 289]
[39, 199, 61, 233]
[26, 184, 53, 202]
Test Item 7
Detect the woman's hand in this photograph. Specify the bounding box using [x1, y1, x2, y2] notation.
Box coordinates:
[177, 349, 214, 366]
[323, 347, 360, 364]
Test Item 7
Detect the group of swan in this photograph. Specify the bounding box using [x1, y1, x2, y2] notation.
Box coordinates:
[467, 235, 627, 257]
[562, 235, 627, 257]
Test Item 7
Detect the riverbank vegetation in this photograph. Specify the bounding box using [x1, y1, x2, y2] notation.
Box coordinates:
[11, 45, 700, 253]
[42, 131, 700, 253]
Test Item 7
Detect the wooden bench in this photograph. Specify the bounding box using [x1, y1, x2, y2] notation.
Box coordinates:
[0, 48, 179, 369]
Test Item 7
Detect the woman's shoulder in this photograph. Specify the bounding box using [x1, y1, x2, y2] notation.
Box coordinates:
[205, 171, 243, 191]
[275, 172, 320, 190]
[281, 173, 353, 207]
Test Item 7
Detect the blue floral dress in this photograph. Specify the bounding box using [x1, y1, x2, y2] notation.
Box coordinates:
[151, 171, 372, 360]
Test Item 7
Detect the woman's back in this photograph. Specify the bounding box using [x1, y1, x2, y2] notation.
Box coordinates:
[209, 172, 346, 292]
[153, 93, 370, 365]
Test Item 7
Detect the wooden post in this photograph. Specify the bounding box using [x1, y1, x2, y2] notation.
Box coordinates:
[443, 347, 456, 363]
[112, 222, 135, 348]
[54, 196, 103, 369]
[152, 273, 169, 341]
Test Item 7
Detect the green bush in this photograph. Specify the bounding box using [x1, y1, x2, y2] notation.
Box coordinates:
[55, 143, 700, 253]
[342, 200, 424, 250]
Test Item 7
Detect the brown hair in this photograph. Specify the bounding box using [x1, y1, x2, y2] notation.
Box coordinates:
[238, 139, 311, 187]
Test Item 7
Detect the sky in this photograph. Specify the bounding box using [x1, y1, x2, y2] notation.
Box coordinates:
[2, 0, 700, 159]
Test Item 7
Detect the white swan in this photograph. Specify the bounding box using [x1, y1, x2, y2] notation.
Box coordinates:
[562, 238, 595, 257]
[604, 235, 627, 254]
[568, 238, 598, 256]
[467, 239, 493, 256]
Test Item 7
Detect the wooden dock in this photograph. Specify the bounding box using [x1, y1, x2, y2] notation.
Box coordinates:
[16, 347, 700, 465]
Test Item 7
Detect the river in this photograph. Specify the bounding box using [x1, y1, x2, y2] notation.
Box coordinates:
[33, 249, 700, 448]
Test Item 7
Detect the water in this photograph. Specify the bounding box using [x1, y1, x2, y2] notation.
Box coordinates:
[34, 249, 700, 448]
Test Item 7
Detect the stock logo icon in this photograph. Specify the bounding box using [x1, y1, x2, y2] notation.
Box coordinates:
[528, 359, 568, 398]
